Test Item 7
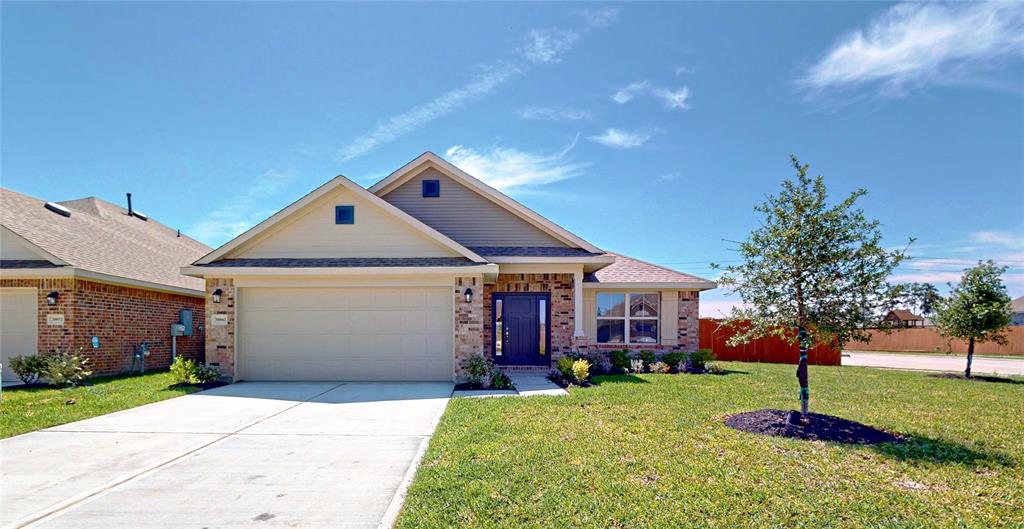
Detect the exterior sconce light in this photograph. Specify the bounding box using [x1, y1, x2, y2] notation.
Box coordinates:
[46, 291, 60, 305]
[464, 288, 473, 303]
[212, 288, 223, 303]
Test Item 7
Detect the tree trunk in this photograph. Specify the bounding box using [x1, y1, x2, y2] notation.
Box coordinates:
[796, 326, 810, 419]
[965, 337, 974, 379]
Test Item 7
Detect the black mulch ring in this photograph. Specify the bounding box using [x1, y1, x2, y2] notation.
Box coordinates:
[170, 381, 229, 391]
[453, 382, 516, 391]
[725, 409, 904, 445]
[927, 373, 1022, 384]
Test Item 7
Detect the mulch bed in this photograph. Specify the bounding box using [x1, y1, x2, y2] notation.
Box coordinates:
[170, 381, 229, 391]
[927, 373, 1021, 384]
[453, 382, 516, 392]
[725, 409, 903, 445]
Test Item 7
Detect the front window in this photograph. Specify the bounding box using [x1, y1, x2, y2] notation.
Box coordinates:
[596, 293, 659, 344]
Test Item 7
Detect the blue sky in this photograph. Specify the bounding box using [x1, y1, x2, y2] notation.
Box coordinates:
[3, 2, 1023, 314]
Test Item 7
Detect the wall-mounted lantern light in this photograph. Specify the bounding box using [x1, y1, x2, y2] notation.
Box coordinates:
[46, 291, 60, 305]
[212, 288, 223, 303]
[464, 288, 473, 303]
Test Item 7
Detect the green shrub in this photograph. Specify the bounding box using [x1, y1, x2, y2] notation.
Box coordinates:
[683, 349, 716, 373]
[660, 352, 685, 372]
[465, 354, 492, 387]
[171, 356, 221, 385]
[609, 349, 631, 372]
[41, 347, 92, 387]
[490, 370, 513, 390]
[570, 352, 609, 375]
[571, 359, 591, 384]
[557, 356, 575, 380]
[638, 350, 656, 367]
[8, 354, 47, 384]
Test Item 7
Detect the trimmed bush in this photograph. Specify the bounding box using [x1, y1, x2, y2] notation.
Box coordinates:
[556, 356, 575, 380]
[660, 352, 685, 372]
[571, 359, 591, 384]
[609, 349, 631, 372]
[638, 350, 656, 368]
[464, 353, 513, 389]
[41, 347, 91, 387]
[170, 356, 221, 385]
[8, 354, 46, 384]
[649, 361, 671, 374]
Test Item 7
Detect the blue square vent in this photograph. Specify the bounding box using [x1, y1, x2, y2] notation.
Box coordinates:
[422, 179, 440, 197]
[335, 205, 354, 224]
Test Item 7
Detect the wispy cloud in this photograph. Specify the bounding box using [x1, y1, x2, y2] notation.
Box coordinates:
[587, 128, 655, 149]
[889, 228, 1024, 293]
[189, 169, 295, 246]
[675, 66, 695, 76]
[444, 136, 588, 191]
[653, 86, 691, 109]
[337, 17, 616, 162]
[518, 106, 590, 121]
[612, 80, 692, 110]
[579, 8, 620, 30]
[657, 172, 679, 181]
[612, 81, 648, 104]
[970, 230, 1024, 249]
[799, 2, 1024, 95]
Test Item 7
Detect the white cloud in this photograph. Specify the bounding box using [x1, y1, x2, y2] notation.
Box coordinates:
[675, 66, 694, 76]
[612, 81, 648, 104]
[587, 128, 655, 149]
[517, 106, 590, 121]
[800, 2, 1024, 94]
[519, 28, 580, 64]
[337, 17, 618, 162]
[444, 137, 588, 191]
[189, 169, 294, 246]
[699, 298, 746, 318]
[579, 8, 620, 30]
[657, 172, 679, 181]
[970, 230, 1024, 249]
[338, 62, 522, 162]
[613, 81, 692, 110]
[653, 86, 691, 109]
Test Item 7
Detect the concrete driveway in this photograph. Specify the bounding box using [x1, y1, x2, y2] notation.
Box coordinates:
[1, 381, 452, 529]
[844, 351, 1024, 376]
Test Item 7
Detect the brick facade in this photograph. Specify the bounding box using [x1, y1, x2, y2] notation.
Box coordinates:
[204, 278, 236, 378]
[481, 273, 576, 368]
[453, 276, 484, 378]
[0, 277, 204, 375]
[571, 290, 701, 356]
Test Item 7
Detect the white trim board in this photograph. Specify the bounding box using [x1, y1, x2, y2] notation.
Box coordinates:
[369, 152, 603, 254]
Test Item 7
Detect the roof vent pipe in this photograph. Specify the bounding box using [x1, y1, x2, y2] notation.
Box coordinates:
[126, 193, 133, 216]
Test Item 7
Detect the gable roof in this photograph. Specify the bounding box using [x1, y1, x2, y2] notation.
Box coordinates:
[1013, 296, 1024, 313]
[369, 152, 603, 253]
[886, 309, 924, 321]
[0, 188, 209, 292]
[584, 253, 716, 290]
[195, 173, 486, 265]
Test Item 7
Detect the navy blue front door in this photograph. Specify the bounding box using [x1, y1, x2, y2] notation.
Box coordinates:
[493, 293, 549, 366]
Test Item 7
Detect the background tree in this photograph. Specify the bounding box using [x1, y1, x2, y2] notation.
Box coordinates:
[932, 261, 1012, 378]
[905, 282, 940, 316]
[715, 155, 908, 420]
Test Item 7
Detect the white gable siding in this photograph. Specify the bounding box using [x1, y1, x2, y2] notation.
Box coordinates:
[0, 226, 51, 261]
[381, 168, 569, 248]
[230, 185, 461, 259]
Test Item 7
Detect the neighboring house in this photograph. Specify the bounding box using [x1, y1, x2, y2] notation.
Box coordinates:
[1012, 296, 1024, 326]
[182, 152, 716, 382]
[0, 189, 210, 381]
[883, 309, 926, 328]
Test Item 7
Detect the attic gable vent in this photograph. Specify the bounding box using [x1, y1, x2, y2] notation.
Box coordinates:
[44, 202, 72, 217]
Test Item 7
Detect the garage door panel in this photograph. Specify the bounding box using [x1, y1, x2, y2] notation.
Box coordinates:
[239, 287, 453, 381]
[1, 289, 38, 382]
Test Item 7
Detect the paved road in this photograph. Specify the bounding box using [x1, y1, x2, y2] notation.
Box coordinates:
[843, 351, 1024, 376]
[1, 381, 452, 529]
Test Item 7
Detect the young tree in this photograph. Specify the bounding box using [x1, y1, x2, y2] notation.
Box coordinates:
[715, 155, 908, 420]
[932, 261, 1012, 378]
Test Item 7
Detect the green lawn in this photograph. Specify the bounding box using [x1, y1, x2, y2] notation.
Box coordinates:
[1, 370, 205, 438]
[397, 362, 1024, 529]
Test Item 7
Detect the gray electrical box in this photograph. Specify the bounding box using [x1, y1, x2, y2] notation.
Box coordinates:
[170, 323, 185, 337]
[179, 309, 193, 336]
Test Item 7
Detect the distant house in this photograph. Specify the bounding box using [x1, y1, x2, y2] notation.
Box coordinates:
[883, 309, 926, 328]
[1012, 296, 1024, 326]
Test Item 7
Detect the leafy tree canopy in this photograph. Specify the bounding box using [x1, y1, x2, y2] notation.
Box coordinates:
[933, 261, 1012, 346]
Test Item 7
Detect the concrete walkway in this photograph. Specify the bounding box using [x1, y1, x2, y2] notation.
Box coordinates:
[1, 381, 452, 529]
[843, 351, 1024, 376]
[451, 372, 568, 398]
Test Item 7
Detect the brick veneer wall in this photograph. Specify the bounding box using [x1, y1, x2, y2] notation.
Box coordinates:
[0, 277, 204, 375]
[482, 273, 575, 367]
[454, 276, 484, 378]
[205, 278, 236, 379]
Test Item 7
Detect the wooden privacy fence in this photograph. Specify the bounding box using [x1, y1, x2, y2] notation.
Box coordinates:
[847, 327, 1024, 355]
[698, 319, 842, 365]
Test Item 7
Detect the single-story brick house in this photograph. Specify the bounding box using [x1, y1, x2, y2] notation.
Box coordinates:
[0, 189, 210, 380]
[182, 152, 715, 381]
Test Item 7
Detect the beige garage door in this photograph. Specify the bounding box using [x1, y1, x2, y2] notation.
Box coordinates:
[1, 288, 38, 383]
[238, 287, 453, 381]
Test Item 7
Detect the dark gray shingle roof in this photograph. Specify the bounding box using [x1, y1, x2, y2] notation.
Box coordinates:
[469, 246, 602, 257]
[198, 257, 478, 268]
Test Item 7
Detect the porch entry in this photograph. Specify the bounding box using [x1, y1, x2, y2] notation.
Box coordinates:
[492, 293, 550, 366]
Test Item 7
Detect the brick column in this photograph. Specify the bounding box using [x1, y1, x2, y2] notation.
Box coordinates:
[453, 276, 484, 380]
[205, 278, 235, 379]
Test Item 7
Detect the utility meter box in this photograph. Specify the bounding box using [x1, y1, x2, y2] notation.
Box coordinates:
[179, 309, 193, 336]
[170, 323, 186, 337]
